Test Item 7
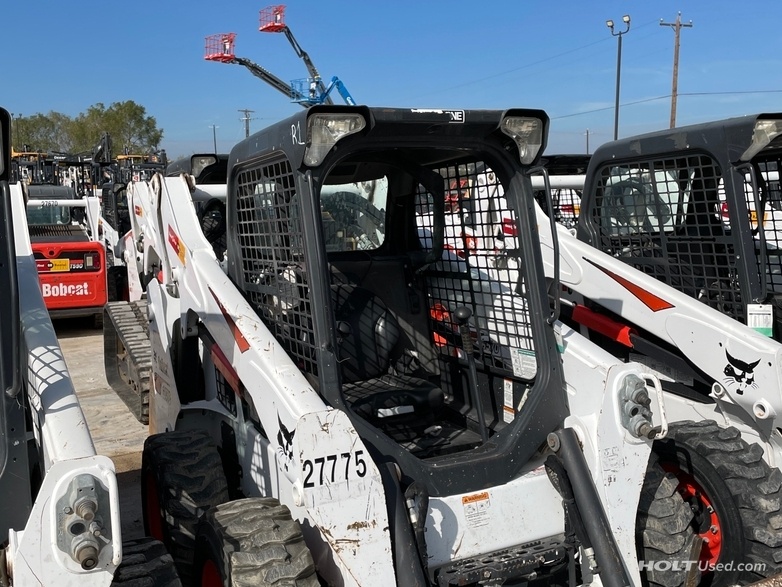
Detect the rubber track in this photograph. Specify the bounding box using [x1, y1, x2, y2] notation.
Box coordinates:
[104, 300, 152, 424]
[112, 537, 182, 586]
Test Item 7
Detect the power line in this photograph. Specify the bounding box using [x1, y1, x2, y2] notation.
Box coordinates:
[411, 18, 663, 99]
[552, 89, 782, 120]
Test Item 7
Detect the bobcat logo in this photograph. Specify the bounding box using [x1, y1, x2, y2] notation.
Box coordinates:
[723, 350, 760, 395]
[276, 415, 296, 471]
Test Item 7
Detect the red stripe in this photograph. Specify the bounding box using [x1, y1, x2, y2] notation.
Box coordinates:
[209, 287, 251, 353]
[585, 258, 675, 312]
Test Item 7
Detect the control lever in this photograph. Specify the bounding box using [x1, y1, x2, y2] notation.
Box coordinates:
[455, 307, 489, 443]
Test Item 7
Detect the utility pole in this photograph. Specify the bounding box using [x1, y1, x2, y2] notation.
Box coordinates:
[585, 129, 590, 154]
[660, 12, 693, 129]
[238, 109, 255, 138]
[209, 125, 219, 154]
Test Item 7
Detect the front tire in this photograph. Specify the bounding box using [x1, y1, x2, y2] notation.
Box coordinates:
[637, 459, 700, 587]
[655, 420, 782, 585]
[142, 430, 230, 586]
[194, 498, 319, 587]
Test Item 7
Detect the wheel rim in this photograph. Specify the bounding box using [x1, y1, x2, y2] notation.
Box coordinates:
[661, 462, 722, 568]
[201, 558, 223, 587]
[144, 468, 164, 541]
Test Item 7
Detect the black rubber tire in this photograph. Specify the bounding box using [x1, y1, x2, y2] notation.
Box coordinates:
[142, 430, 230, 586]
[194, 497, 319, 587]
[198, 199, 227, 261]
[637, 458, 700, 587]
[112, 537, 182, 586]
[655, 420, 782, 585]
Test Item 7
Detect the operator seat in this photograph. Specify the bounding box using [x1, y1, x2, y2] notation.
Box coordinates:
[668, 166, 732, 302]
[331, 284, 444, 423]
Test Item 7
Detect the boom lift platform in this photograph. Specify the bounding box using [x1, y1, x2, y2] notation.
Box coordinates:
[204, 5, 355, 106]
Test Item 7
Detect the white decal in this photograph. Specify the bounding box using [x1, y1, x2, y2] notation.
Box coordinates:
[291, 121, 305, 145]
[42, 282, 91, 297]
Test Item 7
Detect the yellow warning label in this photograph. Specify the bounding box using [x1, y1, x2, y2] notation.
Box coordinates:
[462, 491, 490, 505]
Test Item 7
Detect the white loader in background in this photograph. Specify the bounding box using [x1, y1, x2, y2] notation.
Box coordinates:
[0, 107, 180, 586]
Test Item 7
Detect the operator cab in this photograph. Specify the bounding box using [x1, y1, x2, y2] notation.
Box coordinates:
[579, 114, 782, 335]
[227, 106, 567, 493]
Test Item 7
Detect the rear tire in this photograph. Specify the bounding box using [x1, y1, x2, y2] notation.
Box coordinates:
[112, 537, 182, 586]
[142, 430, 230, 586]
[637, 458, 700, 587]
[194, 498, 319, 587]
[655, 420, 782, 585]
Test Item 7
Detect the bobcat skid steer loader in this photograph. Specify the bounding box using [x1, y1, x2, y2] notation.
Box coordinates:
[105, 105, 721, 586]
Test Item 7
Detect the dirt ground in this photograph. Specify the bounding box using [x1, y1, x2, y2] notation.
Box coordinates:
[54, 316, 148, 541]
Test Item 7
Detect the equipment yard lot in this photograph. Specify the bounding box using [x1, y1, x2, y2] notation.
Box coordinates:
[53, 317, 147, 541]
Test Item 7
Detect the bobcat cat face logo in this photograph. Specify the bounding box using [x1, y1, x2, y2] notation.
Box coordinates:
[723, 350, 760, 395]
[276, 415, 295, 471]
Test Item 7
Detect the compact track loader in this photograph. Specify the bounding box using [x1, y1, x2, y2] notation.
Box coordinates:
[102, 105, 782, 586]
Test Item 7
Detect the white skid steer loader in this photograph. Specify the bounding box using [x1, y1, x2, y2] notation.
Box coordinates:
[0, 107, 181, 586]
[101, 105, 782, 586]
[437, 125, 782, 584]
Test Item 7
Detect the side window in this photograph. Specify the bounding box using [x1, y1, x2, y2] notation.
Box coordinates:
[596, 155, 723, 238]
[415, 161, 537, 378]
[234, 156, 317, 376]
[320, 178, 387, 252]
[598, 165, 672, 235]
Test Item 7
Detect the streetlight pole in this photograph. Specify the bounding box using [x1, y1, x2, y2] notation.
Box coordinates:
[606, 15, 631, 141]
[209, 125, 219, 154]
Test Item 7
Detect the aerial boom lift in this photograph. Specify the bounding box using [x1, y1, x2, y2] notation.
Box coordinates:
[204, 5, 354, 107]
[260, 4, 333, 105]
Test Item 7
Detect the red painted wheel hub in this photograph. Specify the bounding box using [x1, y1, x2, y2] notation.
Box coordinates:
[661, 462, 722, 567]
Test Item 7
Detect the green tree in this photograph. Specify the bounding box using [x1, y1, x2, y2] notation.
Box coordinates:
[11, 111, 73, 154]
[11, 101, 163, 157]
[71, 101, 163, 155]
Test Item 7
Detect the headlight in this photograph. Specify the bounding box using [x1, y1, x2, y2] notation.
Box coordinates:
[500, 116, 544, 165]
[304, 113, 366, 166]
[741, 119, 782, 161]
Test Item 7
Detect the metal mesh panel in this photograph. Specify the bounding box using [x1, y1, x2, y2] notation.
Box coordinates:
[234, 157, 318, 375]
[416, 163, 537, 379]
[594, 154, 742, 320]
[749, 156, 782, 293]
[214, 368, 237, 417]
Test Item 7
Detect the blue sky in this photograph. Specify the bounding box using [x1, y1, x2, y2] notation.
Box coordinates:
[2, 1, 781, 158]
